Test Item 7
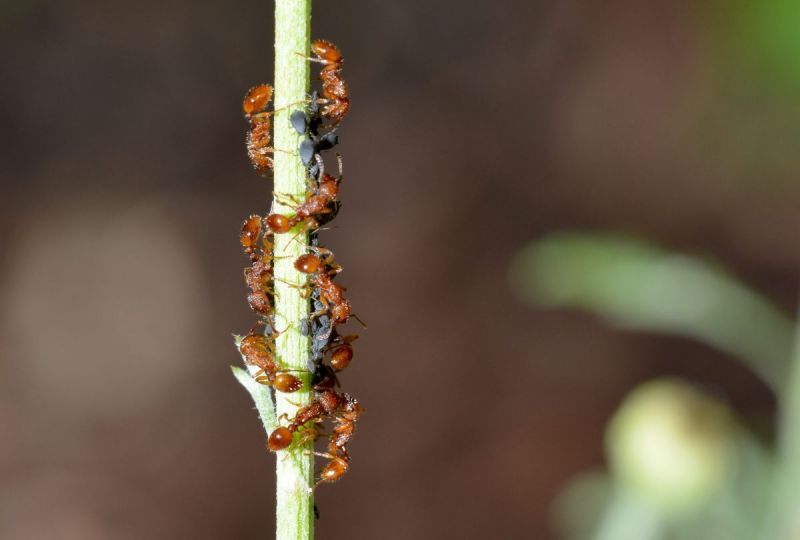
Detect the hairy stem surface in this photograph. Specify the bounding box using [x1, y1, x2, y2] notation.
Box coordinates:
[273, 0, 313, 538]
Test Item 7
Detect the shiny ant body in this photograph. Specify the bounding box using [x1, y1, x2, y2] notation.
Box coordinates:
[243, 84, 276, 175]
[309, 40, 350, 125]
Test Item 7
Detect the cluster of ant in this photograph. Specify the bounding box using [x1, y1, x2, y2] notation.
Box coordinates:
[237, 40, 362, 491]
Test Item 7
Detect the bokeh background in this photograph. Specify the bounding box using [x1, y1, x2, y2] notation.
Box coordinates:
[2, 0, 800, 538]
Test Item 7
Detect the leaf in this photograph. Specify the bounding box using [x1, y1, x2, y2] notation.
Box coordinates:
[510, 232, 795, 394]
[231, 365, 277, 434]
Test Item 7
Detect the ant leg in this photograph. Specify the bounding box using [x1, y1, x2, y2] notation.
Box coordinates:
[307, 246, 340, 272]
[295, 51, 328, 65]
[273, 191, 305, 206]
[313, 153, 325, 180]
[334, 153, 343, 179]
[352, 314, 368, 329]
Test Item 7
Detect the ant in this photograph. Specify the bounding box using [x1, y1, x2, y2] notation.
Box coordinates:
[309, 40, 350, 125]
[240, 215, 276, 317]
[328, 333, 357, 371]
[240, 214, 264, 261]
[293, 251, 362, 327]
[315, 393, 362, 488]
[243, 84, 304, 175]
[243, 84, 276, 175]
[267, 389, 362, 489]
[238, 332, 302, 393]
[266, 158, 343, 235]
[268, 389, 343, 451]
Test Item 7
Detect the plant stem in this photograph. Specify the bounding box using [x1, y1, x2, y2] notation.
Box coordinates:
[759, 301, 800, 539]
[272, 1, 313, 539]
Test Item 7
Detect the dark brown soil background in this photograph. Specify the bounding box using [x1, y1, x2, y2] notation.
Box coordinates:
[1, 0, 797, 538]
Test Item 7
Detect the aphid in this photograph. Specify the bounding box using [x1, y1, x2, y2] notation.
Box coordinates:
[298, 138, 315, 167]
[310, 40, 350, 125]
[298, 132, 339, 167]
[310, 290, 333, 361]
[290, 109, 308, 135]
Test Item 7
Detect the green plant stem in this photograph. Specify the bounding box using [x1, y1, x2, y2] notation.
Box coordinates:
[593, 487, 665, 540]
[273, 1, 313, 539]
[760, 303, 800, 540]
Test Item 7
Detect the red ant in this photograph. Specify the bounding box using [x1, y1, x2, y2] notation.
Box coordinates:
[268, 389, 343, 451]
[267, 390, 362, 488]
[315, 394, 362, 487]
[238, 332, 302, 393]
[244, 259, 273, 317]
[309, 40, 350, 125]
[293, 251, 364, 327]
[240, 215, 276, 317]
[266, 164, 342, 235]
[243, 84, 276, 175]
[239, 214, 272, 261]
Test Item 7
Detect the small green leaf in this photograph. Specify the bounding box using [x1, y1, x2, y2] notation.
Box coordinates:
[231, 365, 277, 434]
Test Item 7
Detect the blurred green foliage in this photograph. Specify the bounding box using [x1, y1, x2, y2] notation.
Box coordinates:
[513, 232, 797, 539]
[510, 232, 794, 395]
[727, 0, 800, 92]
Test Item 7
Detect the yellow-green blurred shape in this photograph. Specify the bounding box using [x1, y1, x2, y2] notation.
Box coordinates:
[724, 0, 800, 91]
[606, 378, 736, 517]
[510, 232, 794, 394]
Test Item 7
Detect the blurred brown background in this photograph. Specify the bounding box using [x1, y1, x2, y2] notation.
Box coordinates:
[1, 0, 798, 538]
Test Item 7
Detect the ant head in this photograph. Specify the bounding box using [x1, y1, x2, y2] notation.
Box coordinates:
[311, 39, 342, 63]
[266, 214, 291, 234]
[274, 373, 303, 393]
[243, 84, 273, 116]
[240, 215, 262, 250]
[329, 345, 353, 371]
[294, 254, 321, 274]
[331, 303, 351, 324]
[268, 427, 293, 451]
